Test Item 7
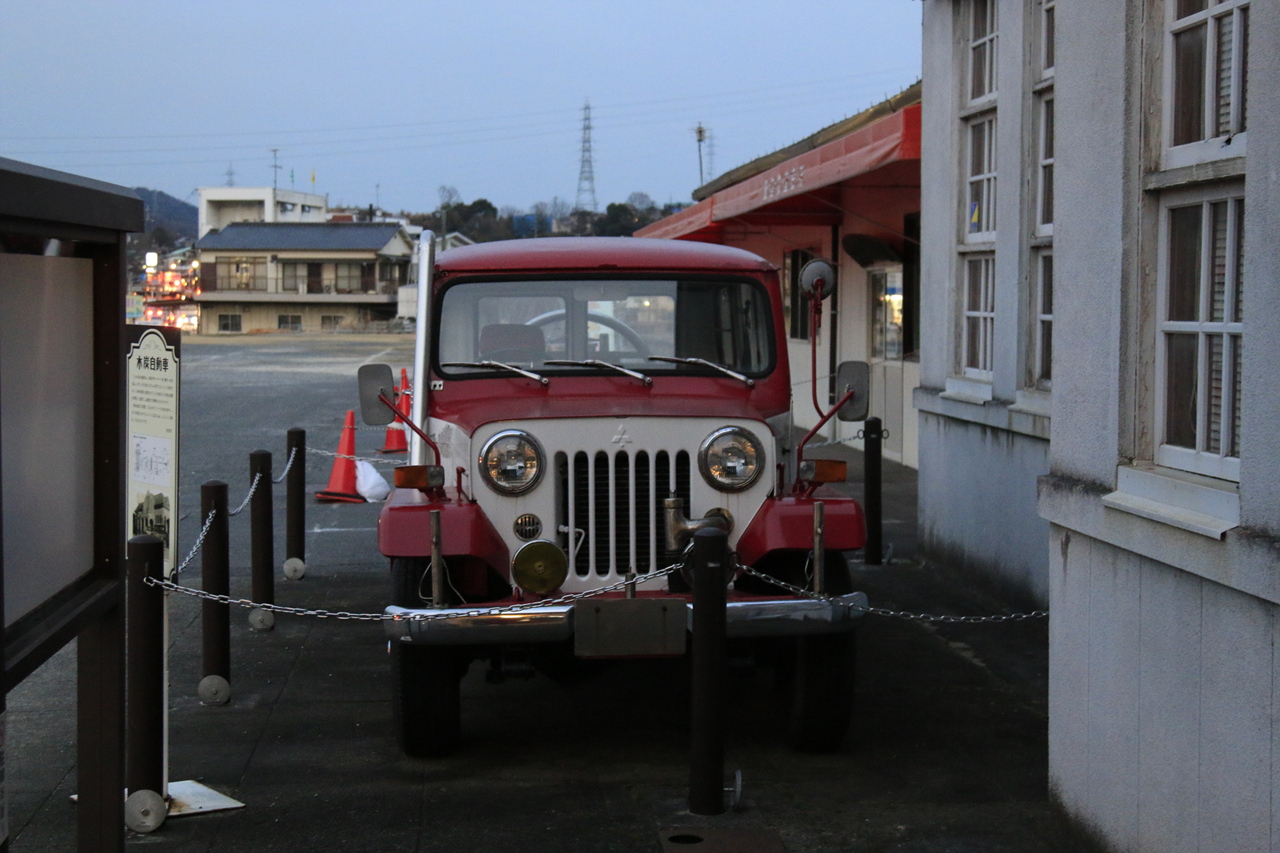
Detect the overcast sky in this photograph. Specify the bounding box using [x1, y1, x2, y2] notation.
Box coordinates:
[1, 1, 921, 215]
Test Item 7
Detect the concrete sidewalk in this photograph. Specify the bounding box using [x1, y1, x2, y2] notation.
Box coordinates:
[4, 338, 1086, 851]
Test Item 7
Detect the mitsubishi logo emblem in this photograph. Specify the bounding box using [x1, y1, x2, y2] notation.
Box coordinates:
[611, 425, 633, 446]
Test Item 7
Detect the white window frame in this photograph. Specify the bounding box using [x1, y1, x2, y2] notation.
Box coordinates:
[1153, 184, 1244, 482]
[1040, 0, 1056, 78]
[1034, 250, 1053, 389]
[969, 0, 998, 104]
[962, 253, 996, 379]
[1162, 0, 1249, 170]
[1036, 94, 1054, 237]
[965, 113, 998, 242]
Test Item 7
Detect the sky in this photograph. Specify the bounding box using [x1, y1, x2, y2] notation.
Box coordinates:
[0, 1, 922, 216]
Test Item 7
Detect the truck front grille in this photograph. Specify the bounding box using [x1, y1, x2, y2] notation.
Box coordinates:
[556, 449, 691, 579]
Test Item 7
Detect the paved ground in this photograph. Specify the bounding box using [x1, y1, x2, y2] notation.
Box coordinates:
[7, 335, 1092, 852]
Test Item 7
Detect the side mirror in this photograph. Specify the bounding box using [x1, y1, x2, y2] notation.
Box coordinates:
[835, 361, 870, 422]
[799, 259, 835, 300]
[357, 363, 398, 426]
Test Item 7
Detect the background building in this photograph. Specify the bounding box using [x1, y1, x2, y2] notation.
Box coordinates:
[197, 186, 328, 238]
[194, 222, 413, 334]
[638, 86, 922, 467]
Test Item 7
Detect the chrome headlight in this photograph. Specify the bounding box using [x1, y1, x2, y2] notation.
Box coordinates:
[698, 427, 764, 492]
[478, 430, 544, 495]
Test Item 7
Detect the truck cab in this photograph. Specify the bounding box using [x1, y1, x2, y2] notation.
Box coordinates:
[364, 236, 869, 757]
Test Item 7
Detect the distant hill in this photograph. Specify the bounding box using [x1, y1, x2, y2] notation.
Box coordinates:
[133, 188, 197, 241]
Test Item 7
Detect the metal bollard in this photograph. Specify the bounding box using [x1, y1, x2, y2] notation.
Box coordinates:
[689, 527, 728, 816]
[200, 481, 231, 705]
[249, 450, 275, 631]
[864, 416, 883, 566]
[125, 535, 166, 812]
[284, 428, 306, 580]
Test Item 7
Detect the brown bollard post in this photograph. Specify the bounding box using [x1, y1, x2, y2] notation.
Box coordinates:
[249, 449, 275, 631]
[284, 428, 306, 580]
[199, 481, 231, 705]
[689, 527, 729, 815]
[125, 535, 166, 829]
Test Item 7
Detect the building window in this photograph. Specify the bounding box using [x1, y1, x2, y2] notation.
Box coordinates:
[783, 249, 814, 341]
[281, 263, 303, 293]
[335, 263, 361, 293]
[1035, 252, 1053, 387]
[966, 114, 998, 239]
[1156, 190, 1244, 480]
[1037, 96, 1055, 234]
[962, 253, 995, 377]
[320, 315, 344, 331]
[970, 0, 998, 102]
[278, 314, 302, 332]
[1041, 0, 1056, 76]
[1167, 0, 1249, 157]
[218, 314, 242, 333]
[218, 258, 266, 291]
[869, 268, 905, 361]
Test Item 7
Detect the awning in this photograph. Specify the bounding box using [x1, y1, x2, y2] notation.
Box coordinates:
[637, 103, 920, 242]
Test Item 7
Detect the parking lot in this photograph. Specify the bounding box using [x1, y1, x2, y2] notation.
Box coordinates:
[7, 334, 1092, 852]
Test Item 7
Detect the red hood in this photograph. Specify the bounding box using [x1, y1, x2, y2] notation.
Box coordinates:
[429, 373, 790, 434]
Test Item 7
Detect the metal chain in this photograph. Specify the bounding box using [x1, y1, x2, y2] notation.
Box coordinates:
[306, 446, 402, 466]
[227, 473, 261, 517]
[806, 427, 890, 450]
[171, 510, 217, 577]
[272, 447, 297, 484]
[736, 562, 1047, 624]
[145, 565, 680, 622]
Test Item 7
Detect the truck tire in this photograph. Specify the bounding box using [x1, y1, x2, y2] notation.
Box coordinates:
[780, 631, 856, 753]
[390, 557, 464, 757]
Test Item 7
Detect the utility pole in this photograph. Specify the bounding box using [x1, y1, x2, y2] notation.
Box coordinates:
[575, 100, 598, 213]
[270, 149, 281, 190]
[695, 124, 707, 186]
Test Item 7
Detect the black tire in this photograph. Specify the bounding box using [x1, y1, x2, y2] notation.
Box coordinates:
[779, 631, 857, 753]
[390, 558, 465, 757]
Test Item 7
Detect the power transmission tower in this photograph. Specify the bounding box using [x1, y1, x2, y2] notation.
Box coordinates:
[270, 149, 281, 189]
[225, 163, 235, 187]
[575, 100, 597, 213]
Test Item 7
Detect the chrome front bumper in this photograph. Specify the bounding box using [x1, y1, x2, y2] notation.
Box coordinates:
[383, 592, 868, 645]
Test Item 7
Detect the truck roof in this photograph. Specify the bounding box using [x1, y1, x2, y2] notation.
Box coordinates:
[434, 236, 775, 274]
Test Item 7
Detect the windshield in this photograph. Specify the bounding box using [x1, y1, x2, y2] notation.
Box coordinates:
[437, 278, 773, 376]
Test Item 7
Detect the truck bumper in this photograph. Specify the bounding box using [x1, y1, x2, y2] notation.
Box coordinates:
[383, 592, 868, 646]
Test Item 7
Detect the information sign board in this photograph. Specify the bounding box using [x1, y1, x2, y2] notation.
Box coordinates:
[126, 327, 180, 577]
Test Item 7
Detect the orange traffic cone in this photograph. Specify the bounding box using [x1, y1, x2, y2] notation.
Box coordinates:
[379, 369, 410, 453]
[316, 410, 365, 503]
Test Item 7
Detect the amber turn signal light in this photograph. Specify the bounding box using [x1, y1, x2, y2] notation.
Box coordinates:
[393, 465, 446, 490]
[797, 459, 847, 484]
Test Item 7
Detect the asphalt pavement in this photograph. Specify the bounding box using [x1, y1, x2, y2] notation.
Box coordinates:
[6, 334, 1095, 852]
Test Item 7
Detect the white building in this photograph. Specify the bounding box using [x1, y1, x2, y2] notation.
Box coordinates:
[197, 186, 328, 238]
[924, 0, 1278, 849]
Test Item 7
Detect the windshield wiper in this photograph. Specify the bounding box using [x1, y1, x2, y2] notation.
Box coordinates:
[647, 356, 755, 387]
[441, 361, 549, 386]
[544, 359, 652, 386]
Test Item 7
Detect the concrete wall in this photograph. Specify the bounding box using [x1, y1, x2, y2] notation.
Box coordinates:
[1049, 526, 1279, 852]
[919, 409, 1049, 603]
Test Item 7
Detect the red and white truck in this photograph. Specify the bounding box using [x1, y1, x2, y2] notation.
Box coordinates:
[358, 235, 870, 757]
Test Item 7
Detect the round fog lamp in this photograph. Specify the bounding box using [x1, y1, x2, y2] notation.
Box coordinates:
[698, 427, 764, 492]
[511, 540, 569, 594]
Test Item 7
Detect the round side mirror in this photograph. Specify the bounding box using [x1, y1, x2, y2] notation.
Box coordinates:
[799, 259, 835, 300]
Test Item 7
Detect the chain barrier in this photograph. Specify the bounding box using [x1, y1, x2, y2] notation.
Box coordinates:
[226, 472, 262, 517]
[170, 509, 217, 577]
[306, 446, 402, 466]
[271, 447, 297, 484]
[806, 427, 891, 451]
[736, 562, 1048, 624]
[146, 565, 680, 622]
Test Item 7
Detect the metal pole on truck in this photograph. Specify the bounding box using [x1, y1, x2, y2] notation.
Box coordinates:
[410, 232, 436, 466]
